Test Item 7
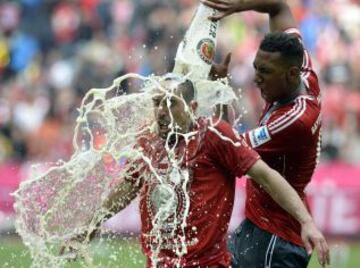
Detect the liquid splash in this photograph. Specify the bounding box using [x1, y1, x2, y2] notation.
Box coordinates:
[13, 3, 240, 268]
[13, 71, 237, 267]
[13, 73, 156, 267]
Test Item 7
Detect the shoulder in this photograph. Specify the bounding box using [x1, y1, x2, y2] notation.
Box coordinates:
[301, 50, 321, 97]
[203, 117, 241, 142]
[267, 95, 320, 135]
[201, 118, 258, 171]
[202, 118, 253, 153]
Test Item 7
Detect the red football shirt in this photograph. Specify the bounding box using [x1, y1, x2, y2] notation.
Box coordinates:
[134, 118, 259, 267]
[243, 28, 322, 246]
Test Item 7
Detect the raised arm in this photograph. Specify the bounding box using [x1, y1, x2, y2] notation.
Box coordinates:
[202, 0, 297, 32]
[247, 159, 330, 267]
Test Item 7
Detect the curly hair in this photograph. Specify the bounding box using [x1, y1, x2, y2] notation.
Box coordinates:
[260, 32, 304, 68]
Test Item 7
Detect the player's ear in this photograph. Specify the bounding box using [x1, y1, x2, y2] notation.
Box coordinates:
[287, 66, 300, 81]
[190, 100, 198, 112]
[285, 66, 299, 86]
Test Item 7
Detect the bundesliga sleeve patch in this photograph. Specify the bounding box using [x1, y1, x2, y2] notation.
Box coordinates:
[249, 126, 271, 148]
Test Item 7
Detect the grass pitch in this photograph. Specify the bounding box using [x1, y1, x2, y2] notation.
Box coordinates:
[1, 236, 360, 268]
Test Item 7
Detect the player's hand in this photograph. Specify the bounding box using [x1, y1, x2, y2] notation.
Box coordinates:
[210, 52, 232, 80]
[201, 0, 243, 21]
[301, 220, 330, 267]
[59, 233, 94, 266]
[59, 230, 95, 261]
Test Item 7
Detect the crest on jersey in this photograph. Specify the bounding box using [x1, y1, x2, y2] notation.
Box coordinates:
[249, 126, 271, 148]
[197, 38, 215, 64]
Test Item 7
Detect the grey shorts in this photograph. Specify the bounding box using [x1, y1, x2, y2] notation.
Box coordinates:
[228, 219, 311, 268]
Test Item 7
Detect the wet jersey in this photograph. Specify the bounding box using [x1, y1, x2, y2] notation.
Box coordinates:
[134, 118, 259, 267]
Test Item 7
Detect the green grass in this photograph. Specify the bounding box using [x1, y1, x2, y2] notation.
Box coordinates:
[0, 236, 145, 268]
[309, 242, 360, 268]
[1, 236, 360, 267]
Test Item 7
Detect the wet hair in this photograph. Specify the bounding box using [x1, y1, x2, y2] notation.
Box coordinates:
[260, 32, 304, 68]
[163, 73, 195, 103]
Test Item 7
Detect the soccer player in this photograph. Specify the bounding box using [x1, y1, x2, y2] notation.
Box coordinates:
[93, 74, 328, 267]
[202, 0, 328, 267]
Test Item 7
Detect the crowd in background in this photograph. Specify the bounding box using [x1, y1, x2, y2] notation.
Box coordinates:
[1, 0, 360, 167]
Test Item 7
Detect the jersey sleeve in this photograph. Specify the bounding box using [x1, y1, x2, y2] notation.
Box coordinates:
[243, 96, 315, 151]
[206, 120, 260, 177]
[243, 118, 306, 151]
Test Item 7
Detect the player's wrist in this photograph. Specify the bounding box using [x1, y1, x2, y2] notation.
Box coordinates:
[299, 216, 314, 226]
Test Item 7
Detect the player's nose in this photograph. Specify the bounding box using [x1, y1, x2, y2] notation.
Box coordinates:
[254, 71, 264, 84]
[157, 103, 169, 117]
[254, 77, 263, 88]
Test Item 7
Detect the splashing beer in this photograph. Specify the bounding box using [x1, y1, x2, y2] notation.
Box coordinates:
[13, 3, 236, 268]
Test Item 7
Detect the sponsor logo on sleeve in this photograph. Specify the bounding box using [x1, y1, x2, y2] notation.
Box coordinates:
[249, 126, 271, 148]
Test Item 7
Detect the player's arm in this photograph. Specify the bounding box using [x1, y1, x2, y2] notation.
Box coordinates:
[102, 179, 141, 218]
[202, 0, 297, 32]
[88, 180, 140, 239]
[247, 159, 330, 267]
[88, 179, 140, 240]
[59, 178, 140, 259]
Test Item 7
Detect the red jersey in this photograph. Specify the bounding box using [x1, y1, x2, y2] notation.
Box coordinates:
[243, 28, 322, 246]
[134, 118, 259, 267]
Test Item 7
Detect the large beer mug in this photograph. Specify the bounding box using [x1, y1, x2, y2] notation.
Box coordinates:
[173, 4, 219, 80]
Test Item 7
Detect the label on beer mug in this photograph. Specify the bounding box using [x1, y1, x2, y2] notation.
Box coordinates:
[173, 4, 219, 80]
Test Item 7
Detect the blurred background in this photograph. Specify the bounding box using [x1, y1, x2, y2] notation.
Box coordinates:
[0, 0, 360, 267]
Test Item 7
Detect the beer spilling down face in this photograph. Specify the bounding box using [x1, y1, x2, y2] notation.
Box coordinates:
[152, 77, 197, 140]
